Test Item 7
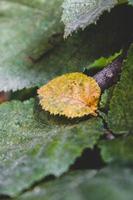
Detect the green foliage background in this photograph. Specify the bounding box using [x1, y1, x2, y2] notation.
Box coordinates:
[0, 0, 132, 199]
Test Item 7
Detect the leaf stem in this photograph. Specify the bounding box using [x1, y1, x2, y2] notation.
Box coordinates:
[93, 57, 123, 91]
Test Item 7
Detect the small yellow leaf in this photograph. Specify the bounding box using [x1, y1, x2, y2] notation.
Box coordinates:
[37, 72, 101, 118]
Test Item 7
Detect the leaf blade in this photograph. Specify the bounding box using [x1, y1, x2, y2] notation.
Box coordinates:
[0, 99, 104, 196]
[107, 44, 133, 134]
[19, 166, 133, 200]
[62, 0, 118, 37]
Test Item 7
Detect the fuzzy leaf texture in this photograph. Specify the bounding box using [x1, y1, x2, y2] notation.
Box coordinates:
[99, 136, 133, 164]
[62, 0, 119, 37]
[0, 99, 104, 197]
[19, 167, 133, 200]
[0, 1, 132, 92]
[0, 0, 64, 91]
[62, 0, 132, 37]
[107, 44, 133, 134]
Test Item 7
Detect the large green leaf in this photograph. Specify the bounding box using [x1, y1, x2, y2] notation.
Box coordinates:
[0, 99, 104, 197]
[0, 2, 133, 92]
[62, 0, 128, 37]
[99, 136, 133, 163]
[107, 45, 133, 134]
[19, 167, 133, 200]
[0, 0, 64, 92]
[5, 0, 60, 8]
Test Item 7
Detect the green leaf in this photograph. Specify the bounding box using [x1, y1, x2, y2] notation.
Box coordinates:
[0, 2, 132, 92]
[99, 136, 133, 164]
[99, 87, 114, 111]
[0, 99, 104, 197]
[5, 0, 60, 8]
[0, 0, 64, 91]
[107, 45, 133, 134]
[62, 0, 124, 38]
[85, 51, 121, 76]
[128, 0, 133, 5]
[90, 51, 121, 68]
[19, 166, 133, 200]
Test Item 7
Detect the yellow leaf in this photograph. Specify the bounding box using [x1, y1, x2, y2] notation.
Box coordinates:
[37, 72, 101, 118]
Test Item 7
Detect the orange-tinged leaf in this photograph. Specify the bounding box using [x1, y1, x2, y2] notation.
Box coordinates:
[37, 72, 101, 118]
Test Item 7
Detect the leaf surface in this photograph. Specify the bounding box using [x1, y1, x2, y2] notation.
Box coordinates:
[62, 0, 120, 37]
[38, 73, 101, 118]
[0, 0, 64, 91]
[19, 166, 133, 200]
[0, 2, 132, 91]
[0, 99, 104, 196]
[99, 136, 133, 163]
[107, 45, 133, 134]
